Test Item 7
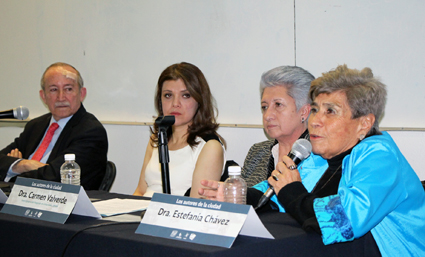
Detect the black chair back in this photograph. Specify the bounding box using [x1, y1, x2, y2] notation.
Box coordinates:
[99, 161, 117, 192]
[184, 160, 239, 196]
[221, 160, 240, 182]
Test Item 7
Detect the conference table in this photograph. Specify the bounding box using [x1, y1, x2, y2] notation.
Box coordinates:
[0, 190, 379, 257]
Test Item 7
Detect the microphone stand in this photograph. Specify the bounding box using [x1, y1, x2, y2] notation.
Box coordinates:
[155, 116, 175, 194]
[158, 126, 171, 194]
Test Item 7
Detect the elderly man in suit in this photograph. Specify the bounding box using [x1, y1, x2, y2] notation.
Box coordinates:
[0, 62, 108, 190]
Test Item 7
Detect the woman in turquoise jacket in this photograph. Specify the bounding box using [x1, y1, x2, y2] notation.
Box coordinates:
[200, 64, 425, 256]
[265, 64, 425, 256]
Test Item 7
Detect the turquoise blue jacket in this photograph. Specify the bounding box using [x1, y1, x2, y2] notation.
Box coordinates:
[253, 132, 425, 256]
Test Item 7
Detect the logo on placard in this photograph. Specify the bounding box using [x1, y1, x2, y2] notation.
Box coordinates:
[183, 233, 189, 239]
[170, 230, 178, 237]
[24, 209, 43, 218]
[189, 233, 196, 240]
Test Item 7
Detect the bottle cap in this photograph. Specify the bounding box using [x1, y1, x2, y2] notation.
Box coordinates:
[64, 154, 76, 161]
[228, 166, 241, 175]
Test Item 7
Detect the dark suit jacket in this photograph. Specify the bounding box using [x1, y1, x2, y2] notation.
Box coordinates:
[0, 104, 108, 190]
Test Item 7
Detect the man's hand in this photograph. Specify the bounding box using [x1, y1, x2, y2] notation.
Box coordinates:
[7, 148, 47, 174]
[12, 160, 47, 174]
[7, 148, 22, 158]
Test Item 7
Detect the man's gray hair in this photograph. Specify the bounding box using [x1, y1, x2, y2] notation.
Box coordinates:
[40, 62, 84, 90]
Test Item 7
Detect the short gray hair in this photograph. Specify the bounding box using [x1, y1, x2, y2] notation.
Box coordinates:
[260, 66, 315, 110]
[309, 64, 387, 135]
[40, 62, 84, 90]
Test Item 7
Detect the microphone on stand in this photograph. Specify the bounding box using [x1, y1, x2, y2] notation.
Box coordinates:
[0, 106, 29, 120]
[255, 138, 312, 210]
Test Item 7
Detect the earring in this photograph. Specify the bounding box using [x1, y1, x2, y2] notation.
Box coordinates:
[301, 117, 305, 123]
[359, 134, 365, 141]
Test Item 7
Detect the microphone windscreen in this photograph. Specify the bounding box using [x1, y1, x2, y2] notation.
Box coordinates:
[291, 138, 312, 160]
[155, 115, 175, 127]
[14, 106, 29, 120]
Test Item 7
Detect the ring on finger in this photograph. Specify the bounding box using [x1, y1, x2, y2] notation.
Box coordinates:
[272, 175, 279, 181]
[289, 164, 297, 170]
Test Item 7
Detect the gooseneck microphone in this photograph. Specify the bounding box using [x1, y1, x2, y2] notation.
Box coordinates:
[0, 106, 29, 120]
[255, 138, 312, 210]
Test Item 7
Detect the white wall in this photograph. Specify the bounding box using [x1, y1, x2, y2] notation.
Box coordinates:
[1, 1, 425, 128]
[0, 0, 294, 126]
[296, 0, 425, 128]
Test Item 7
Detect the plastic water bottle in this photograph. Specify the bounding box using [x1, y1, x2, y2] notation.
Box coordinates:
[60, 154, 81, 186]
[223, 166, 247, 204]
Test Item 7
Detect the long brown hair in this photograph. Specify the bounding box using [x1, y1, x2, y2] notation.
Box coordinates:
[151, 62, 225, 148]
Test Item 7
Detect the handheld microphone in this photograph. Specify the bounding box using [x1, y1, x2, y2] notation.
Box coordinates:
[0, 106, 29, 120]
[255, 138, 312, 210]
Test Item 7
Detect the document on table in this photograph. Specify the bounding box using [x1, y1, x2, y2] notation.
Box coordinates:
[92, 198, 151, 217]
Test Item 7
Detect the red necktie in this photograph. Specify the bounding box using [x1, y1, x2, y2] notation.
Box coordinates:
[31, 123, 59, 161]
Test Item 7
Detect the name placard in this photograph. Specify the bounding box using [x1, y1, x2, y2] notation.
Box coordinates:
[0, 177, 101, 223]
[135, 193, 273, 248]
